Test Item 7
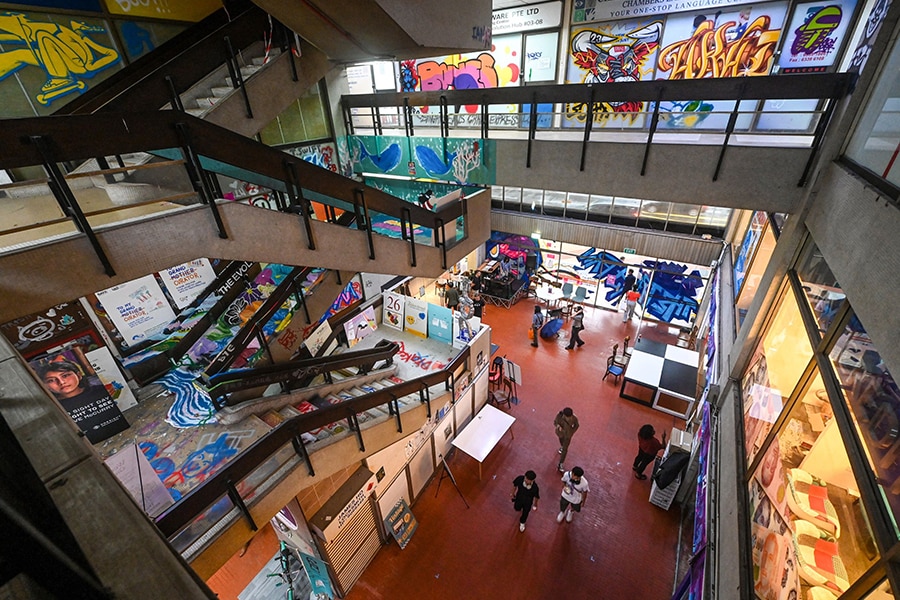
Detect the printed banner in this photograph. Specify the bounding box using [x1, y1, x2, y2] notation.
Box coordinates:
[383, 292, 406, 331]
[104, 442, 175, 518]
[344, 307, 377, 347]
[427, 303, 454, 345]
[303, 320, 334, 356]
[158, 258, 217, 309]
[404, 297, 429, 338]
[1, 301, 97, 358]
[384, 499, 418, 550]
[85, 346, 138, 411]
[95, 275, 177, 348]
[29, 348, 128, 444]
[777, 0, 858, 73]
[299, 552, 337, 599]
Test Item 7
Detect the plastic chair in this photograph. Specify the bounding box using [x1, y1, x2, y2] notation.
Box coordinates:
[561, 282, 574, 299]
[603, 353, 625, 383]
[573, 286, 588, 304]
[489, 356, 505, 390]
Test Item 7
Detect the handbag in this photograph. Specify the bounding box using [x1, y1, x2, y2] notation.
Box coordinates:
[527, 327, 534, 340]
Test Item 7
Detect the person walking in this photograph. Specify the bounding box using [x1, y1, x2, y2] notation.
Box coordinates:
[565, 305, 585, 349]
[444, 282, 460, 310]
[557, 466, 589, 524]
[531, 305, 543, 347]
[510, 470, 540, 532]
[554, 407, 580, 472]
[623, 285, 640, 322]
[633, 424, 667, 480]
[615, 268, 636, 306]
[471, 290, 484, 319]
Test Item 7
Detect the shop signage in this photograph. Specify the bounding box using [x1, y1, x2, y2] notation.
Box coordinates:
[777, 0, 858, 73]
[384, 499, 418, 550]
[578, 0, 757, 22]
[493, 1, 562, 34]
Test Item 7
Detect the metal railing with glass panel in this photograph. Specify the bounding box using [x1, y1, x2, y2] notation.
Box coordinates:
[343, 73, 855, 186]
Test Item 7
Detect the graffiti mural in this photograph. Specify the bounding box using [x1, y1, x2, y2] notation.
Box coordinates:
[654, 3, 789, 130]
[351, 135, 495, 185]
[399, 34, 523, 128]
[0, 12, 120, 105]
[287, 142, 340, 173]
[564, 21, 662, 128]
[573, 248, 707, 327]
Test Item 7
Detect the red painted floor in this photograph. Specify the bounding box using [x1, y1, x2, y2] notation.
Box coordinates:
[208, 300, 689, 600]
[348, 300, 687, 600]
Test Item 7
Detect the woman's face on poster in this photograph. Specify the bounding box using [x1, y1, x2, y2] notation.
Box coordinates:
[43, 369, 83, 399]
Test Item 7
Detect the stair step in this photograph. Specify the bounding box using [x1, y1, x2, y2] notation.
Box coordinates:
[185, 108, 206, 118]
[211, 86, 233, 98]
[196, 97, 218, 109]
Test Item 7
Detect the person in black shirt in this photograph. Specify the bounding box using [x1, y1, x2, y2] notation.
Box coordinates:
[510, 470, 540, 532]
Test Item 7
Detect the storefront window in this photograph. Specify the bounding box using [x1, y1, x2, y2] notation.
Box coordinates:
[743, 286, 814, 465]
[829, 314, 900, 531]
[736, 213, 777, 331]
[750, 368, 879, 599]
[796, 238, 846, 338]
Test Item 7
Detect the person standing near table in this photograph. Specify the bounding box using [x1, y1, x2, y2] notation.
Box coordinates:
[554, 407, 580, 472]
[633, 424, 667, 480]
[471, 289, 484, 319]
[530, 305, 543, 347]
[565, 305, 585, 349]
[510, 470, 540, 532]
[557, 466, 589, 525]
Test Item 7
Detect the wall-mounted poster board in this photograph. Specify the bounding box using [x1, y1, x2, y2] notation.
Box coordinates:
[383, 292, 406, 331]
[404, 297, 429, 338]
[158, 258, 216, 309]
[95, 275, 176, 348]
[427, 304, 454, 345]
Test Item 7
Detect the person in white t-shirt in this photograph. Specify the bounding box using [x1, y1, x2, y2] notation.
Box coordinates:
[557, 466, 590, 524]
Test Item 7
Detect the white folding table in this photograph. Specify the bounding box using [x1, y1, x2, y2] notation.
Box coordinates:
[451, 404, 515, 480]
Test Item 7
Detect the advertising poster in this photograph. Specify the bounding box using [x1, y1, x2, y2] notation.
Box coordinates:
[654, 4, 789, 130]
[0, 301, 98, 359]
[427, 304, 454, 345]
[95, 275, 177, 348]
[299, 552, 337, 599]
[29, 348, 128, 444]
[563, 19, 663, 129]
[104, 443, 174, 518]
[158, 258, 217, 309]
[404, 297, 429, 338]
[384, 498, 418, 550]
[85, 346, 138, 411]
[383, 292, 406, 331]
[303, 320, 334, 356]
[777, 0, 858, 73]
[343, 307, 377, 347]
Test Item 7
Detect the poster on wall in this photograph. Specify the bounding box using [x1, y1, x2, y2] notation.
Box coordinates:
[0, 301, 98, 359]
[404, 297, 429, 338]
[104, 442, 175, 518]
[85, 346, 138, 411]
[29, 348, 128, 444]
[383, 292, 406, 331]
[563, 19, 663, 129]
[303, 319, 334, 356]
[158, 258, 217, 310]
[776, 0, 858, 73]
[343, 307, 377, 347]
[95, 275, 177, 349]
[427, 304, 454, 345]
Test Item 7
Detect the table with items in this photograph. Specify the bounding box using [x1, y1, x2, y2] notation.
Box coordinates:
[452, 403, 516, 480]
[619, 339, 700, 419]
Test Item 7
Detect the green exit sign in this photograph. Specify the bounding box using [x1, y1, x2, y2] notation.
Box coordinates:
[624, 247, 636, 254]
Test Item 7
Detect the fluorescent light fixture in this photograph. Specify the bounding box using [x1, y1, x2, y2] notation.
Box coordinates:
[530, 231, 541, 239]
